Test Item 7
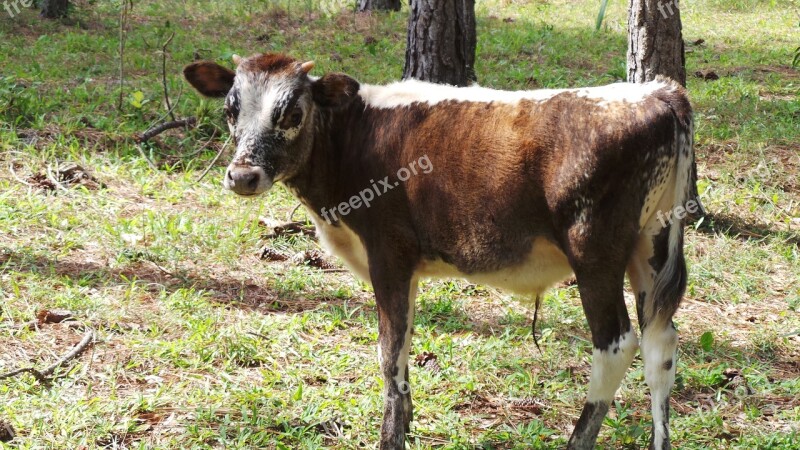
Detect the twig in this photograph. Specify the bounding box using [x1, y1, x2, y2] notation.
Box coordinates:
[247, 331, 271, 340]
[0, 329, 95, 384]
[135, 143, 158, 170]
[117, 1, 132, 111]
[146, 259, 189, 283]
[531, 294, 542, 353]
[160, 32, 176, 122]
[0, 367, 49, 384]
[7, 162, 32, 187]
[18, 320, 38, 331]
[0, 320, 37, 332]
[148, 259, 175, 277]
[4, 151, 36, 187]
[137, 117, 197, 143]
[40, 329, 95, 377]
[183, 128, 218, 158]
[287, 203, 303, 223]
[196, 135, 231, 182]
[263, 221, 316, 239]
[46, 163, 69, 192]
[145, 84, 184, 132]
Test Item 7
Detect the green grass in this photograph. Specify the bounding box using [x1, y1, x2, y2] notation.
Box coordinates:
[1, 0, 799, 448]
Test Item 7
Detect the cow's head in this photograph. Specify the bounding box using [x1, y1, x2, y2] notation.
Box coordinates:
[184, 53, 360, 196]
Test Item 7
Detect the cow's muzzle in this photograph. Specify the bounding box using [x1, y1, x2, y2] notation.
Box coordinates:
[224, 164, 271, 196]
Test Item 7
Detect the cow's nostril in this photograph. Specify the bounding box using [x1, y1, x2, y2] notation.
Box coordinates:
[246, 174, 259, 191]
[227, 170, 234, 181]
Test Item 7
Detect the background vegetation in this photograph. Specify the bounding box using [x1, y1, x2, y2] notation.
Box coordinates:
[1, 0, 798, 448]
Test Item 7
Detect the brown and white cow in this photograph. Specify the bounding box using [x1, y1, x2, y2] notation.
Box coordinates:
[184, 53, 701, 450]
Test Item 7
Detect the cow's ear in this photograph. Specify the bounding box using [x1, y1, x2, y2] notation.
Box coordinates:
[311, 73, 360, 108]
[183, 61, 235, 98]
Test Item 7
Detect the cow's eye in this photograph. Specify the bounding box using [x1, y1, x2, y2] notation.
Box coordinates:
[280, 106, 303, 129]
[224, 105, 238, 124]
[224, 93, 240, 123]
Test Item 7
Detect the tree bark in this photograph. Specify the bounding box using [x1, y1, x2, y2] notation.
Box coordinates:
[403, 0, 476, 86]
[627, 0, 686, 86]
[40, 0, 69, 19]
[358, 0, 400, 12]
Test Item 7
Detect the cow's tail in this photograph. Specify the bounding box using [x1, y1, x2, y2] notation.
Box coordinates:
[647, 78, 704, 327]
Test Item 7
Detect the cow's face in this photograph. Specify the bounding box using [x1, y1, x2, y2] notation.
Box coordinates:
[184, 53, 359, 196]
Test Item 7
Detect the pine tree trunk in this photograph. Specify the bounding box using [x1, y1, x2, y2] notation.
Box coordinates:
[41, 0, 69, 19]
[358, 0, 400, 12]
[403, 0, 476, 86]
[627, 0, 686, 86]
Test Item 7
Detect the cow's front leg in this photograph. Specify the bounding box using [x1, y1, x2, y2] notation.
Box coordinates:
[372, 270, 417, 450]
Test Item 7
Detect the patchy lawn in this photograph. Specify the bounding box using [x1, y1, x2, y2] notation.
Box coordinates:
[1, 0, 798, 448]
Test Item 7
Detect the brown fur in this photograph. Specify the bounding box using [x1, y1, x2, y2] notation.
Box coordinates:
[241, 53, 298, 74]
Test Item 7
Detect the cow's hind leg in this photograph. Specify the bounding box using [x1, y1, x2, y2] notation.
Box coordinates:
[628, 217, 686, 450]
[567, 263, 638, 450]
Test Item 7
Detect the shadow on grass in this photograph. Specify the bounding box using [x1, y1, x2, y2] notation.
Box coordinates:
[1, 249, 543, 339]
[0, 250, 349, 315]
[694, 211, 800, 247]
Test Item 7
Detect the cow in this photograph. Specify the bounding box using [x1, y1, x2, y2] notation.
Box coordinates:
[184, 52, 702, 450]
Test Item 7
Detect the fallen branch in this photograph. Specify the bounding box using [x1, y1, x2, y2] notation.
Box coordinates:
[137, 117, 197, 143]
[0, 329, 94, 384]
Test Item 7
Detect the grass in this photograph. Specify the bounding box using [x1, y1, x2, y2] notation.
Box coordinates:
[1, 0, 799, 448]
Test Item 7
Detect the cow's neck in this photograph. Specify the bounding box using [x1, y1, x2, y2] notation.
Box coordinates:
[281, 99, 372, 223]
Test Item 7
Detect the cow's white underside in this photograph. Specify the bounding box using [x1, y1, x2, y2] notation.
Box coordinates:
[309, 212, 574, 296]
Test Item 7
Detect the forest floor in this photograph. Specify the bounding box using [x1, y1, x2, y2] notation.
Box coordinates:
[1, 0, 799, 448]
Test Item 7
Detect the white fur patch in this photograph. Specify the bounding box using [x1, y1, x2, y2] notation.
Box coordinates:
[574, 81, 674, 107]
[232, 72, 307, 157]
[394, 281, 417, 396]
[307, 211, 370, 282]
[359, 79, 671, 109]
[641, 324, 678, 444]
[415, 237, 573, 296]
[587, 329, 639, 403]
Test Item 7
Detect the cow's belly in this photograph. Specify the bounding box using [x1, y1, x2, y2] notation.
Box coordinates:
[309, 212, 572, 295]
[416, 237, 574, 295]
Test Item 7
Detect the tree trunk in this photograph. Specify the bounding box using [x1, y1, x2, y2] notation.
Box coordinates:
[40, 0, 69, 19]
[403, 0, 476, 86]
[358, 0, 400, 12]
[627, 0, 685, 86]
